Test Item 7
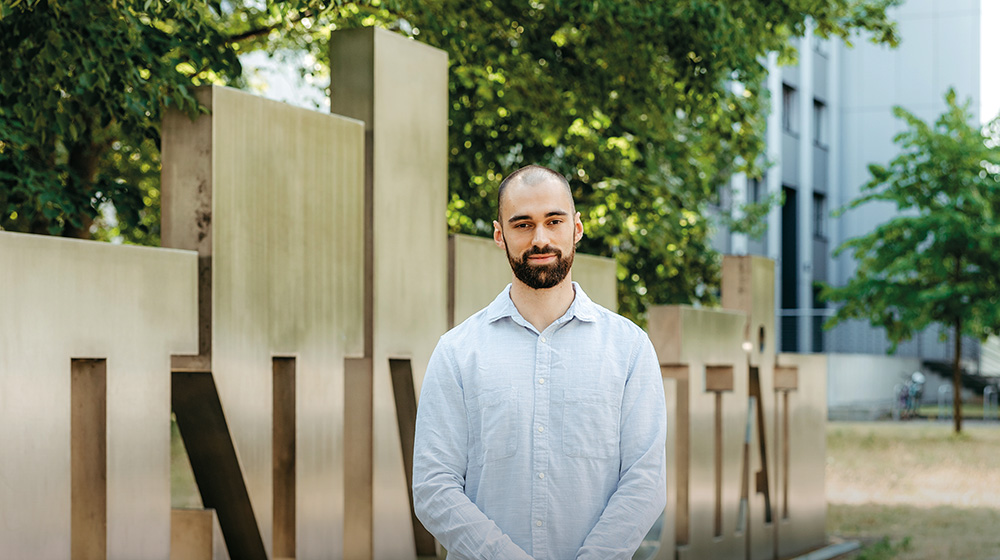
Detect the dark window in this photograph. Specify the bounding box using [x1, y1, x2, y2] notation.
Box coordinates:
[813, 100, 827, 147]
[749, 177, 763, 205]
[782, 85, 797, 134]
[813, 193, 826, 239]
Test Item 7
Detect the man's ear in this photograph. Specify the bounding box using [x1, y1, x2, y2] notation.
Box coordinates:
[494, 220, 505, 249]
[573, 212, 584, 244]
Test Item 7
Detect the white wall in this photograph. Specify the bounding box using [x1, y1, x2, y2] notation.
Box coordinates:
[835, 0, 981, 286]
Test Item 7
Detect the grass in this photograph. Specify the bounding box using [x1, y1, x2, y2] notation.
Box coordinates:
[915, 404, 990, 420]
[826, 421, 1000, 560]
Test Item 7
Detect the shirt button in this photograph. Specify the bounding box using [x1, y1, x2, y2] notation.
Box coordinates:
[538, 378, 545, 384]
[538, 472, 545, 479]
[537, 426, 544, 433]
[540, 336, 547, 343]
[536, 520, 543, 527]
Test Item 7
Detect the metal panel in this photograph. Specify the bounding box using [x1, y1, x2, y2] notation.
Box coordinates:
[647, 256, 826, 560]
[330, 28, 450, 560]
[0, 232, 198, 559]
[170, 509, 229, 560]
[773, 353, 827, 558]
[449, 233, 618, 328]
[648, 305, 750, 560]
[161, 85, 366, 559]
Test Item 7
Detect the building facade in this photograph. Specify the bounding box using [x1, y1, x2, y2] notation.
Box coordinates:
[718, 0, 982, 368]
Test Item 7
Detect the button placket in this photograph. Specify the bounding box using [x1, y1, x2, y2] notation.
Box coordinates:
[530, 332, 551, 557]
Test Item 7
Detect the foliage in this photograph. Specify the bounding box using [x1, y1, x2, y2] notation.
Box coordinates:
[857, 536, 912, 560]
[0, 0, 240, 240]
[401, 0, 900, 319]
[1, 0, 900, 320]
[822, 90, 1000, 432]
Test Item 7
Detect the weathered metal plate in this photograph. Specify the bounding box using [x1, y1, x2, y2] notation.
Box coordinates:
[162, 85, 366, 559]
[0, 232, 198, 559]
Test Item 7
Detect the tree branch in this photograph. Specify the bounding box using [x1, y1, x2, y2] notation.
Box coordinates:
[224, 9, 314, 44]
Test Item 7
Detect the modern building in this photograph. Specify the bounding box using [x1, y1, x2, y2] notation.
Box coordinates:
[714, 0, 985, 412]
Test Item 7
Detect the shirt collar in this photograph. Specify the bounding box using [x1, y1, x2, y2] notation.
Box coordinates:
[485, 281, 599, 325]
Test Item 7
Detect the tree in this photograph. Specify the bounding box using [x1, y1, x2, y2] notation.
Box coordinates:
[822, 90, 1000, 433]
[392, 0, 900, 319]
[1, 0, 900, 320]
[0, 0, 242, 242]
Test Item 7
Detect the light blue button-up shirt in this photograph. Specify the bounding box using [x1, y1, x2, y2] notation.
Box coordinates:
[413, 283, 667, 560]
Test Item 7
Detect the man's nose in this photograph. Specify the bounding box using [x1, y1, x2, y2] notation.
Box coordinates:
[532, 226, 550, 247]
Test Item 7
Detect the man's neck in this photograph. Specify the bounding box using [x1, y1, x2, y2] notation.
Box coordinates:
[509, 276, 576, 332]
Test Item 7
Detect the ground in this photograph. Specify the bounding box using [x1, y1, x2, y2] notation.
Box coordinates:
[826, 421, 1000, 560]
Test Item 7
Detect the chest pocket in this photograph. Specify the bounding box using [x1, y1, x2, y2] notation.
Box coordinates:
[470, 387, 518, 465]
[562, 388, 620, 459]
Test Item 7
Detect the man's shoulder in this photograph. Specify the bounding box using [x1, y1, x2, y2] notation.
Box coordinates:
[438, 305, 496, 349]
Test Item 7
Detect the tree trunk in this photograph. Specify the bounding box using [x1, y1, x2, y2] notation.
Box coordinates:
[64, 139, 100, 239]
[953, 318, 963, 434]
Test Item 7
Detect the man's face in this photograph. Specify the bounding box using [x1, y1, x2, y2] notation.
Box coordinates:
[493, 177, 583, 290]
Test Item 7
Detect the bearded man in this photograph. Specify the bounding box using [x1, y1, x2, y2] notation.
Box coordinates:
[412, 164, 666, 560]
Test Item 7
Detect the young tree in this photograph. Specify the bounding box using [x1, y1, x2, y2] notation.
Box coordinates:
[823, 90, 1000, 433]
[1, 0, 900, 320]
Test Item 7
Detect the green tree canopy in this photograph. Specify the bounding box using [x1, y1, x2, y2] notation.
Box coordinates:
[822, 89, 1000, 433]
[1, 0, 900, 319]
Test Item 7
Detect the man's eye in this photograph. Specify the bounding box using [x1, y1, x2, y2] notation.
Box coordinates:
[514, 223, 529, 228]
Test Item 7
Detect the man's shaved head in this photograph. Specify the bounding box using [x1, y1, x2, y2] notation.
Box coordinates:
[497, 164, 574, 221]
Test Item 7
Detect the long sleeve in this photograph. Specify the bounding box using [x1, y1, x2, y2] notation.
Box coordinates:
[412, 342, 534, 560]
[575, 335, 667, 560]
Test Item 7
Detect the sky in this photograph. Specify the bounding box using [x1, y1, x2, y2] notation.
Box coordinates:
[982, 1, 999, 123]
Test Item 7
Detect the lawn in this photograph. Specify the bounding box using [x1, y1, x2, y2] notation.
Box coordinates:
[826, 421, 1000, 560]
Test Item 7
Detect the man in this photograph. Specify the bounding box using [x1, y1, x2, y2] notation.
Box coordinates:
[413, 164, 666, 559]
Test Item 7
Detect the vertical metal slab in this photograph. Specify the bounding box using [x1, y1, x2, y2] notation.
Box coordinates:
[448, 234, 618, 328]
[651, 375, 678, 560]
[721, 256, 778, 560]
[647, 256, 826, 560]
[343, 357, 374, 560]
[162, 86, 366, 560]
[170, 509, 216, 560]
[0, 232, 198, 559]
[773, 353, 827, 558]
[648, 305, 749, 560]
[272, 358, 296, 560]
[71, 358, 107, 560]
[330, 28, 449, 560]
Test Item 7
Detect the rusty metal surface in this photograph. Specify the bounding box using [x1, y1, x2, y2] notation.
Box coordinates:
[0, 232, 198, 559]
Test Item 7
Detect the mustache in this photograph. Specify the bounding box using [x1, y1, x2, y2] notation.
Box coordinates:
[523, 245, 561, 259]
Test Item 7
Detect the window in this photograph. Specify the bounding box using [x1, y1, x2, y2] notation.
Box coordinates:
[813, 193, 826, 239]
[749, 176, 764, 205]
[813, 100, 828, 147]
[782, 85, 797, 134]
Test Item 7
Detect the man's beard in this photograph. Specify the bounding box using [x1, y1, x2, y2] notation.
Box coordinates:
[505, 242, 575, 290]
